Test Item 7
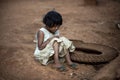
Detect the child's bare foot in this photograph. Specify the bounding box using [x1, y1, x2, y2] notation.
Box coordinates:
[53, 64, 67, 72]
[68, 63, 78, 70]
[53, 64, 62, 68]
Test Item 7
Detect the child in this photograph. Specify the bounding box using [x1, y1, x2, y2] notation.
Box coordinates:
[34, 10, 77, 71]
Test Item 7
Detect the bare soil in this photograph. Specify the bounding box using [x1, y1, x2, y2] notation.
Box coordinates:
[0, 0, 120, 80]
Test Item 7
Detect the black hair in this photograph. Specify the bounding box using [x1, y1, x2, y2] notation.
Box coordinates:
[43, 10, 62, 27]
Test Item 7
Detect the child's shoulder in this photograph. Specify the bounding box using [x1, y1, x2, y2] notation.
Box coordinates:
[36, 27, 45, 32]
[36, 27, 44, 34]
[40, 27, 45, 30]
[39, 27, 49, 34]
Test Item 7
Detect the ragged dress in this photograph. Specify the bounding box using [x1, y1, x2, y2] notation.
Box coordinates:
[34, 27, 75, 65]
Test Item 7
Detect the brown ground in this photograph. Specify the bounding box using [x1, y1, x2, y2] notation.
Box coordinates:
[0, 0, 120, 80]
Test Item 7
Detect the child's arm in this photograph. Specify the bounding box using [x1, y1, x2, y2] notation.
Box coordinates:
[37, 30, 49, 50]
[37, 31, 59, 50]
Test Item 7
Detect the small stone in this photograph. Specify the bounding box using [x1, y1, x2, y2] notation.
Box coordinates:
[117, 23, 120, 29]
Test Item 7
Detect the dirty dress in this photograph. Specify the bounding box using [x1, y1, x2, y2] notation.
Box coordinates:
[34, 27, 75, 65]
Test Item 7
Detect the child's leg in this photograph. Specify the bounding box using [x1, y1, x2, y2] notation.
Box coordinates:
[65, 50, 73, 65]
[53, 41, 62, 67]
[65, 50, 78, 69]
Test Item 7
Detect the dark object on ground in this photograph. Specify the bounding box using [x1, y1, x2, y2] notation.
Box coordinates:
[116, 23, 120, 29]
[70, 40, 119, 63]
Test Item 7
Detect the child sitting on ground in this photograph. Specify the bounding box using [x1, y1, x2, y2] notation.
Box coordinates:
[34, 10, 77, 71]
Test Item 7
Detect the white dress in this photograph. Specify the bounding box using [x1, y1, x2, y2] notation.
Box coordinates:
[34, 27, 75, 65]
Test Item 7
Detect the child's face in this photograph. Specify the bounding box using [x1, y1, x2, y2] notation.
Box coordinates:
[47, 26, 60, 34]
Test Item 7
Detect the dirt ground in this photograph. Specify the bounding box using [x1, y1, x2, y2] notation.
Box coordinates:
[0, 0, 120, 80]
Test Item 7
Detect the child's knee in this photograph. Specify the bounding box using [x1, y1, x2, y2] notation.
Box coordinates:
[53, 41, 59, 47]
